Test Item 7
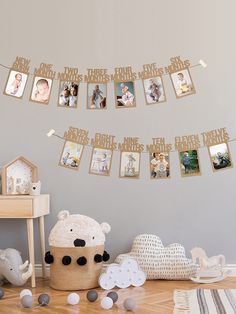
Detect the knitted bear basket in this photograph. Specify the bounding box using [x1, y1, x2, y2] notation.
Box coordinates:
[45, 210, 111, 290]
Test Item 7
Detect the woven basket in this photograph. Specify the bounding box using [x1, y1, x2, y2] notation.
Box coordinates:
[50, 245, 104, 290]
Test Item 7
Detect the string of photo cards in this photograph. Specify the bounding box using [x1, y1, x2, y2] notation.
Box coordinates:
[118, 137, 144, 179]
[2, 55, 204, 108]
[59, 127, 89, 171]
[51, 126, 234, 179]
[175, 134, 201, 177]
[89, 133, 117, 176]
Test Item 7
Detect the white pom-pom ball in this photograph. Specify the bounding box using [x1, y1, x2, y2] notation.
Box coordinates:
[20, 289, 32, 299]
[67, 293, 80, 305]
[101, 296, 113, 309]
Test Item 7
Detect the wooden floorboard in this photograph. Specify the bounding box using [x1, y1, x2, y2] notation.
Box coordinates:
[0, 277, 236, 313]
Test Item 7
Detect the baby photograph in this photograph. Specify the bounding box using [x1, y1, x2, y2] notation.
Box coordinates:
[58, 81, 79, 108]
[4, 70, 28, 98]
[30, 76, 53, 104]
[87, 83, 107, 109]
[89, 148, 112, 176]
[59, 141, 84, 170]
[120, 152, 140, 178]
[143, 77, 166, 104]
[179, 150, 200, 177]
[209, 143, 232, 171]
[150, 152, 170, 179]
[170, 69, 195, 98]
[115, 81, 136, 108]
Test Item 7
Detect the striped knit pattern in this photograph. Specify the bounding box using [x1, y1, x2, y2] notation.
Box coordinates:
[174, 289, 236, 314]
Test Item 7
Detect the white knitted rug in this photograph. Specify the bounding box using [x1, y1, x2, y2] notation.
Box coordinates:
[174, 289, 236, 314]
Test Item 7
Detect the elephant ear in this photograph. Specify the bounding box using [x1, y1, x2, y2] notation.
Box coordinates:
[0, 251, 6, 261]
[58, 210, 70, 221]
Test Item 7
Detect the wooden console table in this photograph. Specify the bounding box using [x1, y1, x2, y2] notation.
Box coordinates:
[0, 194, 50, 288]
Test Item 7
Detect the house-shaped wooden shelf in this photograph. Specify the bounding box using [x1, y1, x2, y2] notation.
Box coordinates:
[2, 156, 38, 195]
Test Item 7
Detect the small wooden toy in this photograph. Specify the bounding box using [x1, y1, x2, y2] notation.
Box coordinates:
[190, 247, 230, 283]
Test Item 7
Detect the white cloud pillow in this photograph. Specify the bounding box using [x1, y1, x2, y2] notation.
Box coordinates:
[115, 234, 197, 280]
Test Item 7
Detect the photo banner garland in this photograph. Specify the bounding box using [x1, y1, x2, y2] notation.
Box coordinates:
[202, 127, 233, 172]
[59, 127, 89, 171]
[166, 56, 196, 99]
[139, 63, 166, 105]
[30, 63, 56, 105]
[111, 66, 137, 108]
[55, 126, 234, 178]
[1, 55, 203, 108]
[175, 134, 201, 177]
[84, 69, 110, 110]
[146, 138, 172, 179]
[89, 133, 117, 176]
[3, 56, 30, 99]
[57, 67, 83, 108]
[118, 137, 144, 179]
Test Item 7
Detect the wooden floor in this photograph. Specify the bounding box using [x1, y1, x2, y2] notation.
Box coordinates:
[1, 277, 236, 313]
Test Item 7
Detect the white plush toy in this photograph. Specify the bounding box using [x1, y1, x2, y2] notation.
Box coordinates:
[45, 210, 111, 290]
[48, 210, 111, 248]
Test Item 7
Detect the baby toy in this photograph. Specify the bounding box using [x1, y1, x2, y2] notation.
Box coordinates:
[0, 248, 32, 286]
[190, 247, 229, 283]
[45, 210, 111, 290]
[29, 181, 41, 195]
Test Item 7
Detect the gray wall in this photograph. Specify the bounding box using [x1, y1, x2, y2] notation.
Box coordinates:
[0, 0, 235, 263]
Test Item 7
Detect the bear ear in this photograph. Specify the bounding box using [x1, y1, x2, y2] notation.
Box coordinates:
[58, 210, 70, 221]
[101, 222, 111, 234]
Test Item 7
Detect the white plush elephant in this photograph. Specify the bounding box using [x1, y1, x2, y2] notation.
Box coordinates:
[0, 248, 32, 286]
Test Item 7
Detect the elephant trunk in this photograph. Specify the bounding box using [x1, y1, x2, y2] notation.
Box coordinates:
[21, 263, 33, 282]
[19, 260, 29, 271]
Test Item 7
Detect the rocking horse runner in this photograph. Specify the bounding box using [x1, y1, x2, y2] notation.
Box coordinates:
[190, 247, 230, 283]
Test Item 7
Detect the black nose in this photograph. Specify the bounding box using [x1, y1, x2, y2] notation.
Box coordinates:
[74, 239, 86, 247]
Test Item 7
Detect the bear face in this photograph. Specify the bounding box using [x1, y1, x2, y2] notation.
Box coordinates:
[49, 210, 111, 248]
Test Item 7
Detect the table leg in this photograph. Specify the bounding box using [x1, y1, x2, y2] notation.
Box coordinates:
[26, 218, 36, 288]
[38, 216, 46, 278]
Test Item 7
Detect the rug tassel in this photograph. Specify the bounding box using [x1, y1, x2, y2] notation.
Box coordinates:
[173, 290, 190, 313]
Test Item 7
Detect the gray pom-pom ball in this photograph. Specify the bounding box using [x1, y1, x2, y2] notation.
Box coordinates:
[38, 293, 50, 306]
[87, 290, 98, 302]
[21, 295, 33, 308]
[124, 298, 136, 311]
[0, 288, 4, 299]
[107, 291, 118, 303]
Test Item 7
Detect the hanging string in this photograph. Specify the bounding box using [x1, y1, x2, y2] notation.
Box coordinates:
[51, 133, 236, 154]
[0, 62, 203, 81]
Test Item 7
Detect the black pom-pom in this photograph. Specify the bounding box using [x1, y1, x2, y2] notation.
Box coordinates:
[77, 256, 87, 266]
[94, 254, 103, 263]
[45, 251, 54, 264]
[62, 255, 71, 265]
[103, 251, 110, 262]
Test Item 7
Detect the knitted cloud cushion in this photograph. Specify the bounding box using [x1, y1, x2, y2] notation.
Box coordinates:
[115, 234, 197, 280]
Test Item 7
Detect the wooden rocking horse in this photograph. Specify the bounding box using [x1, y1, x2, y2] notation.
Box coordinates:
[190, 247, 230, 283]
